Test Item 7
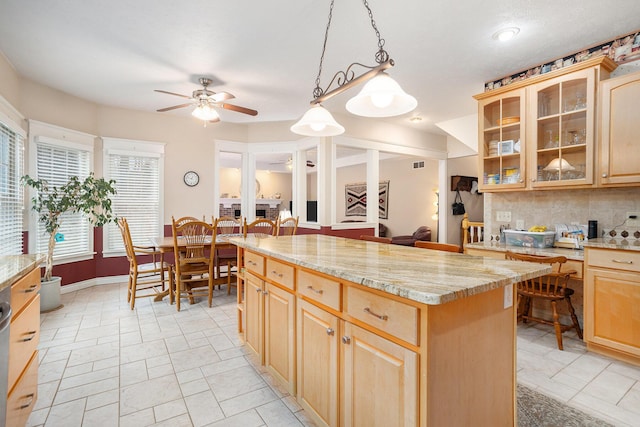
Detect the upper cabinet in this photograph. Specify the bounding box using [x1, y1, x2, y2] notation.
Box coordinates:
[474, 56, 617, 192]
[599, 71, 640, 186]
[476, 88, 526, 192]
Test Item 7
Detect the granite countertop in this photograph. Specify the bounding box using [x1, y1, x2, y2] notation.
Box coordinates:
[0, 254, 44, 292]
[229, 234, 550, 305]
[581, 238, 640, 252]
[465, 241, 585, 261]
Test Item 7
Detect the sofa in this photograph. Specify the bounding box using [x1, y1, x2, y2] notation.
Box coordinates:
[391, 226, 432, 246]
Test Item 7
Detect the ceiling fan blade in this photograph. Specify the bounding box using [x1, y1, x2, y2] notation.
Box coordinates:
[157, 103, 193, 112]
[210, 91, 235, 102]
[221, 103, 258, 116]
[154, 89, 191, 99]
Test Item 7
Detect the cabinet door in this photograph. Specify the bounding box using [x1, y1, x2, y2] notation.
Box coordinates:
[477, 88, 526, 192]
[296, 299, 339, 427]
[599, 72, 640, 186]
[529, 68, 595, 188]
[244, 273, 264, 359]
[264, 283, 296, 395]
[341, 322, 418, 427]
[585, 267, 640, 358]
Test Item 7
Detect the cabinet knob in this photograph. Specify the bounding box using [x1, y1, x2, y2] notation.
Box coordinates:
[342, 336, 351, 344]
[602, 173, 608, 178]
[326, 328, 335, 336]
[263, 290, 269, 295]
[255, 288, 262, 293]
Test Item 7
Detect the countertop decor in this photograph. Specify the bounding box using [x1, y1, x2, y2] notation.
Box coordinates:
[229, 234, 550, 305]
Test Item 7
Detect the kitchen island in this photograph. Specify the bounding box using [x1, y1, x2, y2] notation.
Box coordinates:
[229, 234, 550, 427]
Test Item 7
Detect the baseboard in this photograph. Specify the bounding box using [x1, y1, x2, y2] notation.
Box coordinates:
[60, 274, 128, 294]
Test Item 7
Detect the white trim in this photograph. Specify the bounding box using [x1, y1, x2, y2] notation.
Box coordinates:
[102, 137, 166, 154]
[102, 249, 127, 258]
[0, 94, 26, 137]
[36, 135, 94, 152]
[331, 222, 374, 230]
[60, 274, 128, 294]
[298, 222, 321, 230]
[28, 120, 96, 144]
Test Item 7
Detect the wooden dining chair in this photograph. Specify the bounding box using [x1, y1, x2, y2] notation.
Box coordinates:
[360, 234, 392, 244]
[214, 216, 242, 295]
[118, 217, 170, 310]
[170, 217, 217, 311]
[505, 251, 583, 350]
[414, 241, 461, 253]
[244, 218, 277, 237]
[461, 213, 484, 251]
[276, 216, 299, 236]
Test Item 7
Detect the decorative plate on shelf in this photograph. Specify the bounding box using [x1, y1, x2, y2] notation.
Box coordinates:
[497, 116, 520, 126]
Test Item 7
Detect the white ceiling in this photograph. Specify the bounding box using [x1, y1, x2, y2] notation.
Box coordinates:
[1, 1, 639, 135]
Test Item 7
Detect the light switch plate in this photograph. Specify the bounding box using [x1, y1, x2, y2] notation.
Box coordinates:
[504, 285, 513, 309]
[516, 220, 525, 230]
[496, 211, 512, 222]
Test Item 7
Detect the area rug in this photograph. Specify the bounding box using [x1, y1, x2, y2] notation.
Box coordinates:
[345, 180, 389, 219]
[517, 384, 613, 427]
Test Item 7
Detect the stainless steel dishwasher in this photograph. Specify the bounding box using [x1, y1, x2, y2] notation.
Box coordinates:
[0, 286, 12, 427]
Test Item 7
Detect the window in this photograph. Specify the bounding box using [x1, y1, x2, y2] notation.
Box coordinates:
[102, 138, 164, 255]
[0, 119, 25, 255]
[30, 136, 94, 261]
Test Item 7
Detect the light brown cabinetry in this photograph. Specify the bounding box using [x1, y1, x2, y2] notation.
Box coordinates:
[598, 71, 640, 186]
[7, 266, 40, 426]
[474, 56, 616, 192]
[584, 248, 640, 365]
[242, 251, 296, 394]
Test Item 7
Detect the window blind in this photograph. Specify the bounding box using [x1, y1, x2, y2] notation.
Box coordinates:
[104, 150, 162, 252]
[0, 121, 24, 255]
[34, 141, 92, 259]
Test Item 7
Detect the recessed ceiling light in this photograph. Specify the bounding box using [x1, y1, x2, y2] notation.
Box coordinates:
[492, 27, 520, 42]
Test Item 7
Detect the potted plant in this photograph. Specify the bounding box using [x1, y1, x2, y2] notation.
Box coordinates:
[22, 173, 117, 311]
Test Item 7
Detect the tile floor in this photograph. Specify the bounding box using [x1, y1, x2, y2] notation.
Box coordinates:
[27, 282, 640, 427]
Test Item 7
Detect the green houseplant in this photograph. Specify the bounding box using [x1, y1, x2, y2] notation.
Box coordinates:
[22, 173, 117, 309]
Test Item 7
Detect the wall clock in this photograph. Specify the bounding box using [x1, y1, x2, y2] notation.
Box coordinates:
[183, 171, 199, 187]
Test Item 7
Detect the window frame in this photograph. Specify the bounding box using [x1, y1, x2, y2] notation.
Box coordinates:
[0, 112, 25, 255]
[101, 137, 165, 258]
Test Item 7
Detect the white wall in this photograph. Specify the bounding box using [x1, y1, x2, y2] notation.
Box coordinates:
[335, 156, 439, 237]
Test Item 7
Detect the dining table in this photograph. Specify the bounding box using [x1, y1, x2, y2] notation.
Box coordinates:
[148, 234, 240, 302]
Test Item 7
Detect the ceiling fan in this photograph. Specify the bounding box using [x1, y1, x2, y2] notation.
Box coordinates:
[155, 77, 258, 123]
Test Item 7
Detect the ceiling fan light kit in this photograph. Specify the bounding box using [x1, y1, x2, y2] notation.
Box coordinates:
[155, 77, 257, 126]
[291, 0, 417, 137]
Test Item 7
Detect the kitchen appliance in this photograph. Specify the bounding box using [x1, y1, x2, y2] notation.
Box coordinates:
[0, 286, 12, 426]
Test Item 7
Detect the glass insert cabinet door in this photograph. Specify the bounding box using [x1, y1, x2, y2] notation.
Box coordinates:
[530, 68, 595, 188]
[477, 88, 526, 192]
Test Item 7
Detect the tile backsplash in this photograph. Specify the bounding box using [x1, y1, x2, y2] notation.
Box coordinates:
[484, 187, 640, 241]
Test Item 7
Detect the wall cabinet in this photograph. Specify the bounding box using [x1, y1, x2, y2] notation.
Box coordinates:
[584, 248, 640, 365]
[598, 71, 640, 186]
[7, 266, 40, 426]
[474, 56, 616, 192]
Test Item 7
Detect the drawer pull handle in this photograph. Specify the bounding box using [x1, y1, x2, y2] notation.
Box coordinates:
[19, 393, 35, 409]
[342, 336, 351, 344]
[364, 307, 388, 321]
[307, 286, 324, 295]
[326, 328, 335, 336]
[24, 284, 38, 293]
[612, 259, 633, 264]
[22, 331, 37, 342]
[248, 260, 256, 266]
[271, 270, 283, 278]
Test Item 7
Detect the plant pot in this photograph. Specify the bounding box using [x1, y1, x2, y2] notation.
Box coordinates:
[40, 276, 63, 313]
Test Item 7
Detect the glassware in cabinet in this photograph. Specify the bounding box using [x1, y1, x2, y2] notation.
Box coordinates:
[477, 90, 526, 191]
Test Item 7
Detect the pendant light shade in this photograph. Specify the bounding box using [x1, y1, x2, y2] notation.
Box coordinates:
[192, 103, 219, 121]
[290, 104, 345, 136]
[345, 72, 417, 117]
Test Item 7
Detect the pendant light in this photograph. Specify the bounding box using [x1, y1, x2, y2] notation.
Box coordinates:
[291, 0, 416, 136]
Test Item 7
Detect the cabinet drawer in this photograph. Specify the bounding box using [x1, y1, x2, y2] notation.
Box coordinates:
[587, 248, 640, 273]
[8, 294, 40, 391]
[6, 351, 38, 427]
[297, 270, 341, 311]
[345, 286, 418, 346]
[10, 267, 40, 318]
[266, 258, 295, 291]
[245, 251, 265, 275]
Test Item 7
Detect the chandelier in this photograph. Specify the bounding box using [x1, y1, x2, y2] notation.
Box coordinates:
[291, 0, 417, 137]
